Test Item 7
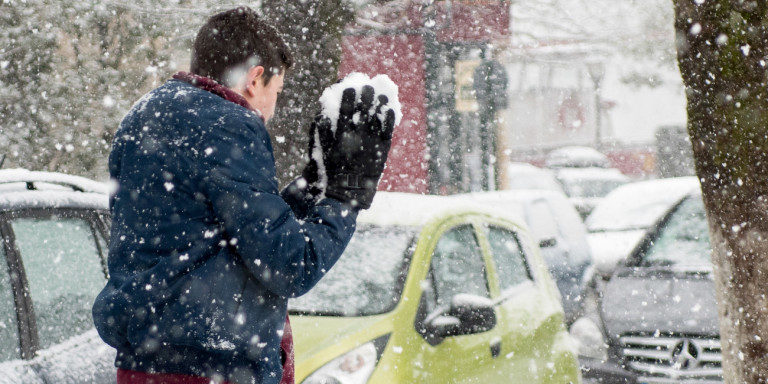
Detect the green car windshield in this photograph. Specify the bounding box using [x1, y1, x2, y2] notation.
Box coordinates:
[289, 224, 417, 316]
[643, 196, 712, 268]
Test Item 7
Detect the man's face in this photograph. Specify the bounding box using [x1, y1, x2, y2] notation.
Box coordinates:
[248, 70, 284, 122]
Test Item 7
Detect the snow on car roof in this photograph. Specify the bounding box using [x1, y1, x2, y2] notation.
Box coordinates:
[357, 191, 525, 228]
[457, 189, 568, 205]
[0, 168, 110, 194]
[0, 169, 109, 210]
[505, 162, 550, 174]
[545, 146, 611, 168]
[587, 176, 700, 231]
[555, 167, 629, 182]
[452, 190, 572, 222]
[0, 190, 109, 210]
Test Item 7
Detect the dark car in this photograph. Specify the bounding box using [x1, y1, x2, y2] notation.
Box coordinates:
[0, 169, 115, 383]
[574, 190, 722, 383]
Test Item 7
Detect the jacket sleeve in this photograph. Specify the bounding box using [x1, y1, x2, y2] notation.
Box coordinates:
[196, 119, 358, 298]
[280, 177, 323, 220]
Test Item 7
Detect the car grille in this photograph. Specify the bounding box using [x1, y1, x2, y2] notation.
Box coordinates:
[619, 334, 722, 381]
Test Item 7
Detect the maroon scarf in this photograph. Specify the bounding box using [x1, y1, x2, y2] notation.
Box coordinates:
[172, 71, 264, 122]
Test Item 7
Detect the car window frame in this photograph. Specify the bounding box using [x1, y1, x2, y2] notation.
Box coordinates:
[414, 217, 493, 341]
[0, 207, 109, 358]
[426, 223, 492, 309]
[480, 223, 535, 296]
[474, 217, 541, 300]
[0, 216, 31, 359]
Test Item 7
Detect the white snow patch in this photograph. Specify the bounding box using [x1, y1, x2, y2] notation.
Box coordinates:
[0, 329, 117, 384]
[319, 72, 402, 132]
[0, 168, 109, 194]
[357, 192, 524, 228]
[204, 338, 236, 351]
[586, 176, 699, 232]
[102, 96, 115, 107]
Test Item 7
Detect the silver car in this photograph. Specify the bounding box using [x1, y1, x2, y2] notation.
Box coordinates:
[0, 170, 115, 384]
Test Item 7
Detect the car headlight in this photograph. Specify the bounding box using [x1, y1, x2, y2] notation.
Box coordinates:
[301, 335, 390, 384]
[569, 317, 608, 361]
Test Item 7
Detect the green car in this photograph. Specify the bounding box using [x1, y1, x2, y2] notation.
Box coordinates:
[290, 192, 581, 384]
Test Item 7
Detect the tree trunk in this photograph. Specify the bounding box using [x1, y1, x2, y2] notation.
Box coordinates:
[673, 1, 768, 382]
[261, 0, 352, 186]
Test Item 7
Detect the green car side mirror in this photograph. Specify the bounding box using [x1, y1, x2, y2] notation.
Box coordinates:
[425, 294, 497, 338]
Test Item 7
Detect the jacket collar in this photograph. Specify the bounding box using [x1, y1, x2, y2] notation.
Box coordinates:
[172, 71, 264, 122]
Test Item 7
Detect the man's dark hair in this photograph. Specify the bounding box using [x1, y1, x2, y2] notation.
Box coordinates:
[191, 7, 293, 86]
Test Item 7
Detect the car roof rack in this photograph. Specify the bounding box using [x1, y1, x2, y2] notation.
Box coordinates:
[0, 169, 109, 194]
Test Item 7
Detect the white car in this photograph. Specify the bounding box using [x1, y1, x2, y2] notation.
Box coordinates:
[457, 190, 593, 324]
[554, 167, 630, 219]
[501, 162, 565, 193]
[585, 176, 700, 276]
[544, 146, 612, 169]
[0, 170, 115, 384]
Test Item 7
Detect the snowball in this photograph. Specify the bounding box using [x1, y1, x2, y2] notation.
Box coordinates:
[309, 73, 402, 197]
[318, 72, 402, 132]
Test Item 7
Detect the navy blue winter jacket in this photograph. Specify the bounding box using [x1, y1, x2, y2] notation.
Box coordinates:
[92, 79, 357, 384]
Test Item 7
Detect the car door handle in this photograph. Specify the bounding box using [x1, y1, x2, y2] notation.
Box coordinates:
[490, 339, 502, 358]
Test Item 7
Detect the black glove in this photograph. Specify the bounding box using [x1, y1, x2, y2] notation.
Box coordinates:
[311, 85, 395, 209]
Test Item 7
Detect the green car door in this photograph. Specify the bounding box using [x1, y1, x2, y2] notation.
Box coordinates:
[407, 221, 505, 383]
[479, 219, 581, 383]
[400, 216, 579, 383]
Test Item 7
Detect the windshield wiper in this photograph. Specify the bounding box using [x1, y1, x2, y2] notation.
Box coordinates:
[288, 309, 348, 317]
[635, 260, 711, 278]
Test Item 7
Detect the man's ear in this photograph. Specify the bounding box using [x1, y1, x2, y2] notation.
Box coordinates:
[245, 65, 265, 96]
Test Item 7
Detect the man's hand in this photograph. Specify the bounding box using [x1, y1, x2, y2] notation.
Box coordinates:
[311, 85, 395, 209]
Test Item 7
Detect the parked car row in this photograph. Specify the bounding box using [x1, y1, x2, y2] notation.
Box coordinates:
[0, 170, 583, 383]
[544, 146, 630, 219]
[0, 166, 718, 384]
[502, 153, 719, 383]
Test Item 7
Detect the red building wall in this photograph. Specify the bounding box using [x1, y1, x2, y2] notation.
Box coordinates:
[340, 1, 510, 193]
[340, 34, 429, 193]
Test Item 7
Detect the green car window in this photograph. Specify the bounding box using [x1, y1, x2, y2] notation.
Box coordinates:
[487, 226, 532, 291]
[11, 216, 107, 349]
[430, 225, 489, 307]
[0, 238, 20, 362]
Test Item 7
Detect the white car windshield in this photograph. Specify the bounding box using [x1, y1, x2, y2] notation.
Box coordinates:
[643, 196, 712, 268]
[561, 178, 627, 199]
[289, 224, 416, 316]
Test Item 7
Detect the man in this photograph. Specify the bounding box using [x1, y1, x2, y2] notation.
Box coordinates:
[92, 7, 394, 384]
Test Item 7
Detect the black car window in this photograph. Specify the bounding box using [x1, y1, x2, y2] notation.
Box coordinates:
[487, 226, 532, 291]
[0, 238, 21, 362]
[11, 216, 107, 350]
[430, 225, 489, 308]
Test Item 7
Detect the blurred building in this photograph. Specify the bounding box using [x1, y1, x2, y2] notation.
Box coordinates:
[496, 42, 664, 179]
[340, 0, 510, 194]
